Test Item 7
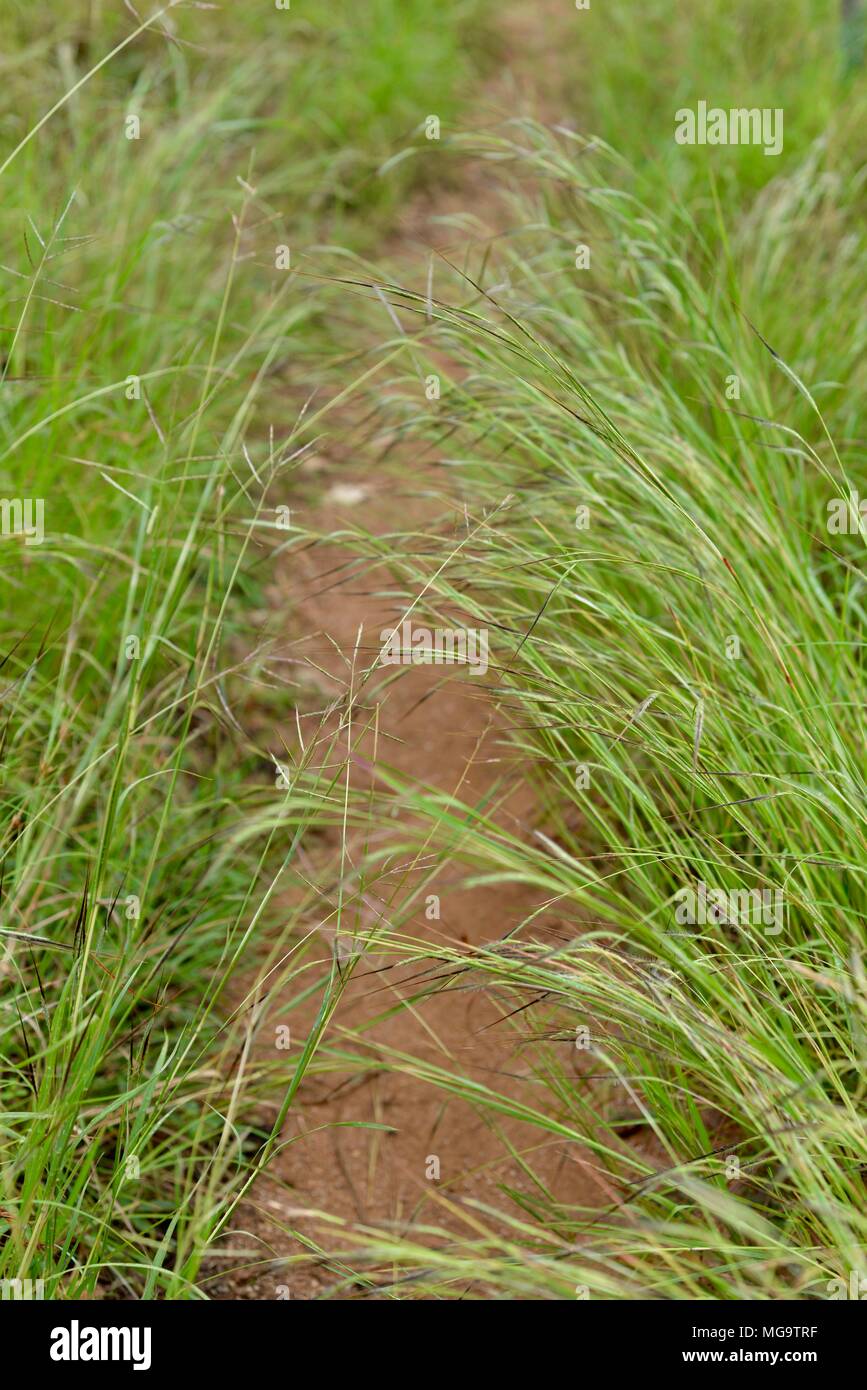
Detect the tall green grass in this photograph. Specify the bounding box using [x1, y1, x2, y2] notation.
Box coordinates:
[0, 0, 493, 1297]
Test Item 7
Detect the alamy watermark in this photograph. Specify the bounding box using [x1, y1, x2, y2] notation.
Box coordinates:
[675, 102, 784, 157]
[50, 1320, 151, 1371]
[1, 1277, 44, 1299]
[827, 491, 867, 534]
[671, 881, 784, 936]
[0, 497, 44, 545]
[379, 620, 489, 676]
[827, 1270, 867, 1300]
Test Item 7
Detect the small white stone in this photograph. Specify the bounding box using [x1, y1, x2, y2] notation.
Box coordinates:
[327, 483, 367, 506]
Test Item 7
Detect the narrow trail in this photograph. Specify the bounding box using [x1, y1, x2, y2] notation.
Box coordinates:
[217, 1, 600, 1299]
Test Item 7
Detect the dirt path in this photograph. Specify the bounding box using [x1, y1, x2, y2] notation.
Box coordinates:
[215, 0, 596, 1299]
